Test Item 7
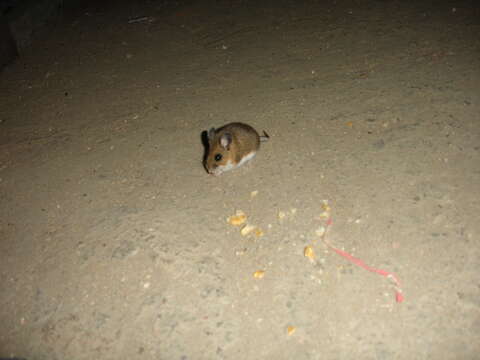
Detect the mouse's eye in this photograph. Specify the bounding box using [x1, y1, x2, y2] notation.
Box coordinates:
[215, 154, 222, 162]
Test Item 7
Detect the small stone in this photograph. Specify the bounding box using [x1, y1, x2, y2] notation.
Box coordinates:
[241, 224, 255, 236]
[319, 211, 329, 219]
[315, 226, 326, 237]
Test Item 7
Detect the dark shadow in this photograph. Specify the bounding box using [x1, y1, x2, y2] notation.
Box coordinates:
[200, 130, 209, 171]
[0, 17, 18, 71]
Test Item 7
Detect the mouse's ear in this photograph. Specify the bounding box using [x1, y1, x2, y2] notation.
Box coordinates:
[220, 132, 232, 150]
[208, 128, 216, 143]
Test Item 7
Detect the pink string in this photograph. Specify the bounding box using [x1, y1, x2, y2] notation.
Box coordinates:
[324, 218, 404, 303]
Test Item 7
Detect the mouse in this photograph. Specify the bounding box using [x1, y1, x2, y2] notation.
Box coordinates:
[204, 122, 269, 176]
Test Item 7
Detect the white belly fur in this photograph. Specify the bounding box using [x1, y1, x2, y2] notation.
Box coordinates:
[237, 151, 257, 168]
[215, 151, 257, 175]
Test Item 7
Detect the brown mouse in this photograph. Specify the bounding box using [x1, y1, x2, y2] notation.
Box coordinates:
[204, 122, 269, 176]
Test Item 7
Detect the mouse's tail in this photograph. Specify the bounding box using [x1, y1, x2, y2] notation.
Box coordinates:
[260, 130, 270, 142]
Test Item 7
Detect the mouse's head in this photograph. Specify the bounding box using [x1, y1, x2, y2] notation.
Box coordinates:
[204, 128, 236, 176]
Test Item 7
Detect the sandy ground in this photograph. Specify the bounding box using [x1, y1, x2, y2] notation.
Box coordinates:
[1, 0, 479, 359]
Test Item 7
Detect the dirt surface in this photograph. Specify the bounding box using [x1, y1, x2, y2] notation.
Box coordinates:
[1, 0, 480, 359]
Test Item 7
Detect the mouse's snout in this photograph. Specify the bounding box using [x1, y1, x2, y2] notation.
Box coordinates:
[206, 164, 221, 176]
[204, 161, 217, 175]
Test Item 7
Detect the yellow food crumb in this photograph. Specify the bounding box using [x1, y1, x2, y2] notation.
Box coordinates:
[254, 228, 264, 237]
[228, 210, 247, 226]
[321, 200, 331, 212]
[253, 270, 265, 279]
[287, 325, 296, 335]
[304, 246, 315, 259]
